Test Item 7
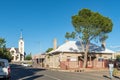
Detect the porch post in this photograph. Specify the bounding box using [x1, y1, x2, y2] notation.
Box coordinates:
[90, 55, 92, 67]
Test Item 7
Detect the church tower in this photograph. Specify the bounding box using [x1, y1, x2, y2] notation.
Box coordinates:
[18, 31, 24, 61]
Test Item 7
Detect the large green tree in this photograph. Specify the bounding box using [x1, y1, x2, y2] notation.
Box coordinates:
[0, 38, 12, 62]
[65, 8, 113, 69]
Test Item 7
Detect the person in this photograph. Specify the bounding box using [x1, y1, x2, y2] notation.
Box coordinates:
[109, 61, 114, 79]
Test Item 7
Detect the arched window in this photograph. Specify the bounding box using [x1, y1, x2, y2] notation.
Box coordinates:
[11, 51, 14, 55]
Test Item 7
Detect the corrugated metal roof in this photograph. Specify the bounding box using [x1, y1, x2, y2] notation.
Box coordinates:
[49, 41, 115, 54]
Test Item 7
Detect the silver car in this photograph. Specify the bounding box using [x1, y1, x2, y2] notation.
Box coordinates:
[0, 58, 11, 80]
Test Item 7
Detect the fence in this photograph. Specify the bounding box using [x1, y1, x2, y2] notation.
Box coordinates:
[60, 60, 109, 70]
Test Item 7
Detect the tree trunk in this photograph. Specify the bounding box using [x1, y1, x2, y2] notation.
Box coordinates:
[83, 50, 88, 68]
[82, 42, 89, 70]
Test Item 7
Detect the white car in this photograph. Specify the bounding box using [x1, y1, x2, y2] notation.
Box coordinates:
[21, 63, 32, 67]
[0, 58, 11, 80]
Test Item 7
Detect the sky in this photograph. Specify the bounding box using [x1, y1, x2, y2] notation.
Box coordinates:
[0, 0, 120, 55]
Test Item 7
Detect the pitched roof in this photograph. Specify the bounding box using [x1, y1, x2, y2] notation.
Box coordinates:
[7, 47, 19, 53]
[49, 41, 115, 54]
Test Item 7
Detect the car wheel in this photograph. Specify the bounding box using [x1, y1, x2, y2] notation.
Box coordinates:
[6, 77, 11, 80]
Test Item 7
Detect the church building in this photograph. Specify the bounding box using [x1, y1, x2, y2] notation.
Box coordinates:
[8, 32, 25, 62]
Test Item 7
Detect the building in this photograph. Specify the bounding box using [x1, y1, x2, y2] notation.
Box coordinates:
[114, 51, 120, 59]
[45, 40, 115, 70]
[8, 32, 25, 62]
[32, 53, 46, 67]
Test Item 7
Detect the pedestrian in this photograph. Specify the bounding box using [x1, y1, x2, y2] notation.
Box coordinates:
[109, 61, 114, 79]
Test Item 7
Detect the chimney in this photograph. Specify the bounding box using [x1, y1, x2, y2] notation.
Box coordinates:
[53, 38, 57, 50]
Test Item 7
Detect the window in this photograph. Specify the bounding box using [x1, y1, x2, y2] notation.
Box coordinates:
[98, 57, 104, 62]
[0, 61, 5, 67]
[21, 42, 23, 46]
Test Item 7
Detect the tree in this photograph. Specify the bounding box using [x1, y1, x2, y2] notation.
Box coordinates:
[116, 55, 120, 61]
[0, 38, 12, 62]
[25, 53, 32, 60]
[45, 48, 54, 59]
[0, 38, 6, 48]
[65, 32, 76, 40]
[65, 8, 113, 69]
[46, 48, 53, 53]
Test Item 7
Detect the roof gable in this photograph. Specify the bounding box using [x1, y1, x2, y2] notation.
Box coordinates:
[8, 47, 19, 53]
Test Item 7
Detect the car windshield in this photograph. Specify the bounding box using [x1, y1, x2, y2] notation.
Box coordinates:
[0, 61, 5, 67]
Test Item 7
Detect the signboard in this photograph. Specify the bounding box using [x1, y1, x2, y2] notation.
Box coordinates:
[70, 58, 77, 61]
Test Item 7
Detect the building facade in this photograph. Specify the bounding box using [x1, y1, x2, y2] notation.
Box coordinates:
[45, 41, 115, 69]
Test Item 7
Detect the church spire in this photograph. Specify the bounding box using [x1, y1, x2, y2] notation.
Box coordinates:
[19, 29, 24, 61]
[20, 29, 23, 40]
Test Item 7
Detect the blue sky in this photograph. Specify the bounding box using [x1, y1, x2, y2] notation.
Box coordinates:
[0, 0, 120, 55]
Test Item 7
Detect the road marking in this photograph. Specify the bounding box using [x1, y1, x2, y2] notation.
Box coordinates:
[45, 74, 61, 80]
[18, 76, 32, 80]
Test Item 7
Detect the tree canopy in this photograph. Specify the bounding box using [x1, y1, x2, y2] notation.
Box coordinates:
[46, 48, 53, 53]
[116, 55, 120, 61]
[65, 8, 113, 68]
[25, 53, 32, 60]
[0, 38, 12, 62]
[71, 8, 113, 42]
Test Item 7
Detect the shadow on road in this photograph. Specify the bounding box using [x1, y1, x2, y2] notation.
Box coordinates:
[103, 75, 111, 79]
[103, 75, 120, 80]
[113, 75, 120, 79]
[10, 64, 46, 80]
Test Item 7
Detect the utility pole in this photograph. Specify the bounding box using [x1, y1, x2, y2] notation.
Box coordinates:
[39, 41, 42, 67]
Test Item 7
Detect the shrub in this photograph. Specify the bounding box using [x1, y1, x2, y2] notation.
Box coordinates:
[113, 68, 118, 76]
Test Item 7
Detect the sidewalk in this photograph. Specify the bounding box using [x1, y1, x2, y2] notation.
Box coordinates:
[85, 68, 109, 72]
[32, 64, 120, 80]
[32, 64, 109, 72]
[41, 67, 109, 73]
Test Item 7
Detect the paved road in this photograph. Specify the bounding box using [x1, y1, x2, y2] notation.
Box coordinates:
[10, 64, 120, 80]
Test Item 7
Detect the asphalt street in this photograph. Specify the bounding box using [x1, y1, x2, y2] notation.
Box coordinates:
[10, 64, 120, 80]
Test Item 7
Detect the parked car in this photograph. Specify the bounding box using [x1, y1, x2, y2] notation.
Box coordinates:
[0, 58, 11, 80]
[21, 62, 32, 67]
